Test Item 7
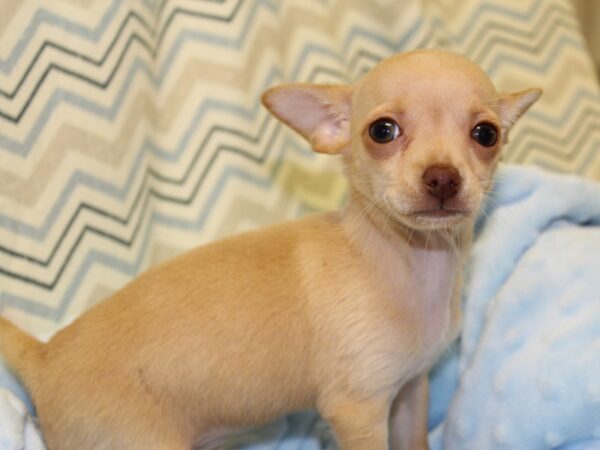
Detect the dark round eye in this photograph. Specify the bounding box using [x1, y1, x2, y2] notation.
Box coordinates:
[471, 122, 498, 147]
[368, 118, 401, 144]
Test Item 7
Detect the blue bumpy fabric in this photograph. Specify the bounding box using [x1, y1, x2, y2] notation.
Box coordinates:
[428, 165, 600, 449]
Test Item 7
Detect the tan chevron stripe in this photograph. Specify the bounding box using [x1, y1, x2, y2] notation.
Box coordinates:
[2, 3, 395, 137]
[0, 150, 149, 269]
[2, 1, 584, 125]
[508, 109, 600, 152]
[428, 0, 581, 68]
[270, 152, 346, 215]
[156, 0, 235, 32]
[494, 51, 597, 99]
[521, 146, 600, 178]
[0, 105, 276, 263]
[84, 282, 119, 313]
[2, 306, 53, 340]
[155, 0, 410, 70]
[530, 143, 600, 174]
[510, 117, 600, 160]
[0, 0, 423, 137]
[56, 0, 111, 9]
[0, 13, 155, 113]
[510, 106, 599, 148]
[467, 18, 581, 66]
[333, 0, 419, 30]
[1, 61, 154, 151]
[0, 5, 418, 193]
[0, 76, 265, 206]
[58, 241, 152, 332]
[0, 0, 24, 37]
[0, 0, 414, 91]
[191, 140, 345, 238]
[423, 0, 468, 24]
[476, 30, 579, 72]
[0, 1, 151, 90]
[0, 93, 155, 204]
[1, 66, 157, 166]
[0, 169, 151, 297]
[429, 0, 559, 32]
[509, 126, 599, 169]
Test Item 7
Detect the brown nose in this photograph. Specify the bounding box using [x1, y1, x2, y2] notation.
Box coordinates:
[422, 165, 461, 201]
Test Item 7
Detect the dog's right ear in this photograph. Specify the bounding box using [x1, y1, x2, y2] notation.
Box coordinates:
[261, 83, 353, 154]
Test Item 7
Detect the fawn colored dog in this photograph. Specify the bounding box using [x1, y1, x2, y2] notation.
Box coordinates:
[0, 50, 540, 450]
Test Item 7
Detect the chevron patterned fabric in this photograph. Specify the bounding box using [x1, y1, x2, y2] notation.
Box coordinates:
[1, 0, 599, 346]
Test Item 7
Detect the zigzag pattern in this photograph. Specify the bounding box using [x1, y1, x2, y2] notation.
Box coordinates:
[0, 0, 599, 335]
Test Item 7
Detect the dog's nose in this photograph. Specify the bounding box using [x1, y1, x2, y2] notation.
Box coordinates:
[422, 165, 461, 201]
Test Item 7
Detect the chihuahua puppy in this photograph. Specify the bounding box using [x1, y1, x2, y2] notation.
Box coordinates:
[0, 50, 540, 450]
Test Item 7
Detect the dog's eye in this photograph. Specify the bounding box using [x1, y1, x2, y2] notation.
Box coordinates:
[471, 122, 498, 147]
[369, 119, 401, 144]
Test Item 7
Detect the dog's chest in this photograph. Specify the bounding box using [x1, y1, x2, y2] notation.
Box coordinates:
[409, 291, 458, 374]
[405, 284, 457, 377]
[412, 248, 459, 339]
[378, 246, 460, 380]
[351, 283, 458, 394]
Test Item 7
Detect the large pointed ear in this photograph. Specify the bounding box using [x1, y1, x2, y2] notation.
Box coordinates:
[261, 83, 353, 154]
[498, 87, 542, 135]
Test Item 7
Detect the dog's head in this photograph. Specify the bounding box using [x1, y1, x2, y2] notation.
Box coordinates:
[262, 50, 541, 230]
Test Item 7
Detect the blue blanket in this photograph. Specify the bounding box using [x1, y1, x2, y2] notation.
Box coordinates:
[1, 165, 600, 449]
[427, 165, 600, 449]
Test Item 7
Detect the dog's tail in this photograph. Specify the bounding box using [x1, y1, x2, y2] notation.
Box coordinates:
[0, 316, 45, 392]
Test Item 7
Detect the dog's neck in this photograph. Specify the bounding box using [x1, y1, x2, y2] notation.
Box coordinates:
[340, 189, 471, 343]
[341, 188, 472, 314]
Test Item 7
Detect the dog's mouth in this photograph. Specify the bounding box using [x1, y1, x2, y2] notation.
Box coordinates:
[401, 207, 472, 229]
[410, 208, 470, 219]
[381, 190, 475, 230]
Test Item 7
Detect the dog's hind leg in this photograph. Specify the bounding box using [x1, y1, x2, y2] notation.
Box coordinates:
[36, 383, 193, 450]
[322, 395, 391, 450]
[41, 418, 193, 450]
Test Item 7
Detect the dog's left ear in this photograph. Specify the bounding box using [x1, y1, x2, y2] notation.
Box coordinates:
[498, 87, 543, 135]
[261, 83, 353, 154]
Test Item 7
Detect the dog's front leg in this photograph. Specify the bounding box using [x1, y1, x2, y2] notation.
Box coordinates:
[322, 396, 390, 450]
[389, 375, 430, 450]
